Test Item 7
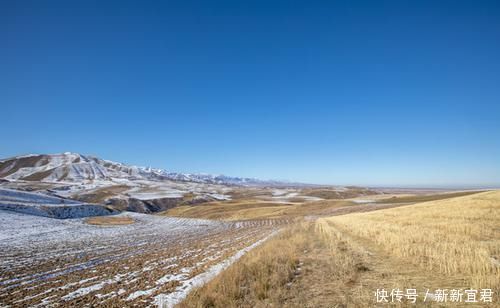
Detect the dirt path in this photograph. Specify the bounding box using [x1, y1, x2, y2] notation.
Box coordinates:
[287, 220, 493, 307]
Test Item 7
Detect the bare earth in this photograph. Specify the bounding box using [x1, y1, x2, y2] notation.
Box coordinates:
[0, 212, 280, 307]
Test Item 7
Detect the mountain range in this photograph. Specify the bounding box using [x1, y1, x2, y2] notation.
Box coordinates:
[0, 152, 303, 213]
[0, 152, 284, 186]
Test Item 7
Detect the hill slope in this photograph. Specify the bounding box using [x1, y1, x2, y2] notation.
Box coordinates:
[0, 188, 116, 218]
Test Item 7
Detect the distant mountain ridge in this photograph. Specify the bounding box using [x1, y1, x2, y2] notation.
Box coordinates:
[0, 152, 288, 187]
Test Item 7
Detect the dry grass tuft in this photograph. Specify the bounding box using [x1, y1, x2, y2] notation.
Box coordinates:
[85, 215, 135, 226]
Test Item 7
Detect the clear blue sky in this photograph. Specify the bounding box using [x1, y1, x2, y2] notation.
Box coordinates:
[1, 1, 499, 188]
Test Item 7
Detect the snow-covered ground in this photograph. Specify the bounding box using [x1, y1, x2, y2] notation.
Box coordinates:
[270, 190, 323, 202]
[154, 231, 278, 308]
[0, 210, 279, 307]
[126, 190, 185, 200]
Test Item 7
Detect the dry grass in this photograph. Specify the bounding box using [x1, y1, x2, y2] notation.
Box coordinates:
[166, 194, 463, 222]
[163, 190, 477, 222]
[177, 191, 499, 307]
[162, 199, 357, 221]
[302, 187, 379, 199]
[180, 222, 379, 307]
[178, 224, 307, 307]
[75, 185, 130, 204]
[85, 215, 135, 225]
[324, 190, 500, 289]
[163, 200, 295, 220]
[375, 190, 484, 204]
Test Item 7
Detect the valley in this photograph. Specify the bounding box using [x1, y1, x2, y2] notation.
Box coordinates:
[0, 153, 497, 307]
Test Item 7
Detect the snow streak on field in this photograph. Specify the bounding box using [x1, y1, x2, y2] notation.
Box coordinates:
[0, 211, 279, 307]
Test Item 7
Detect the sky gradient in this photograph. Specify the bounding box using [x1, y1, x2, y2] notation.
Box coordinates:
[1, 1, 499, 187]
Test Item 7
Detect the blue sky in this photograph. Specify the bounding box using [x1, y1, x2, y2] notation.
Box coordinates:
[1, 1, 499, 187]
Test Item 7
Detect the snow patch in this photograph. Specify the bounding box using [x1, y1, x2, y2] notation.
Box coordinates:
[154, 231, 278, 308]
[351, 199, 374, 204]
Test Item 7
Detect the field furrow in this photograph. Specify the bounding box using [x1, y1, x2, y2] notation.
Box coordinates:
[0, 211, 279, 307]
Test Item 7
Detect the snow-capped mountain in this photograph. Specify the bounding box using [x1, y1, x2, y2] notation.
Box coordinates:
[154, 172, 284, 186]
[0, 153, 357, 216]
[0, 153, 137, 182]
[0, 152, 279, 186]
[0, 152, 298, 213]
